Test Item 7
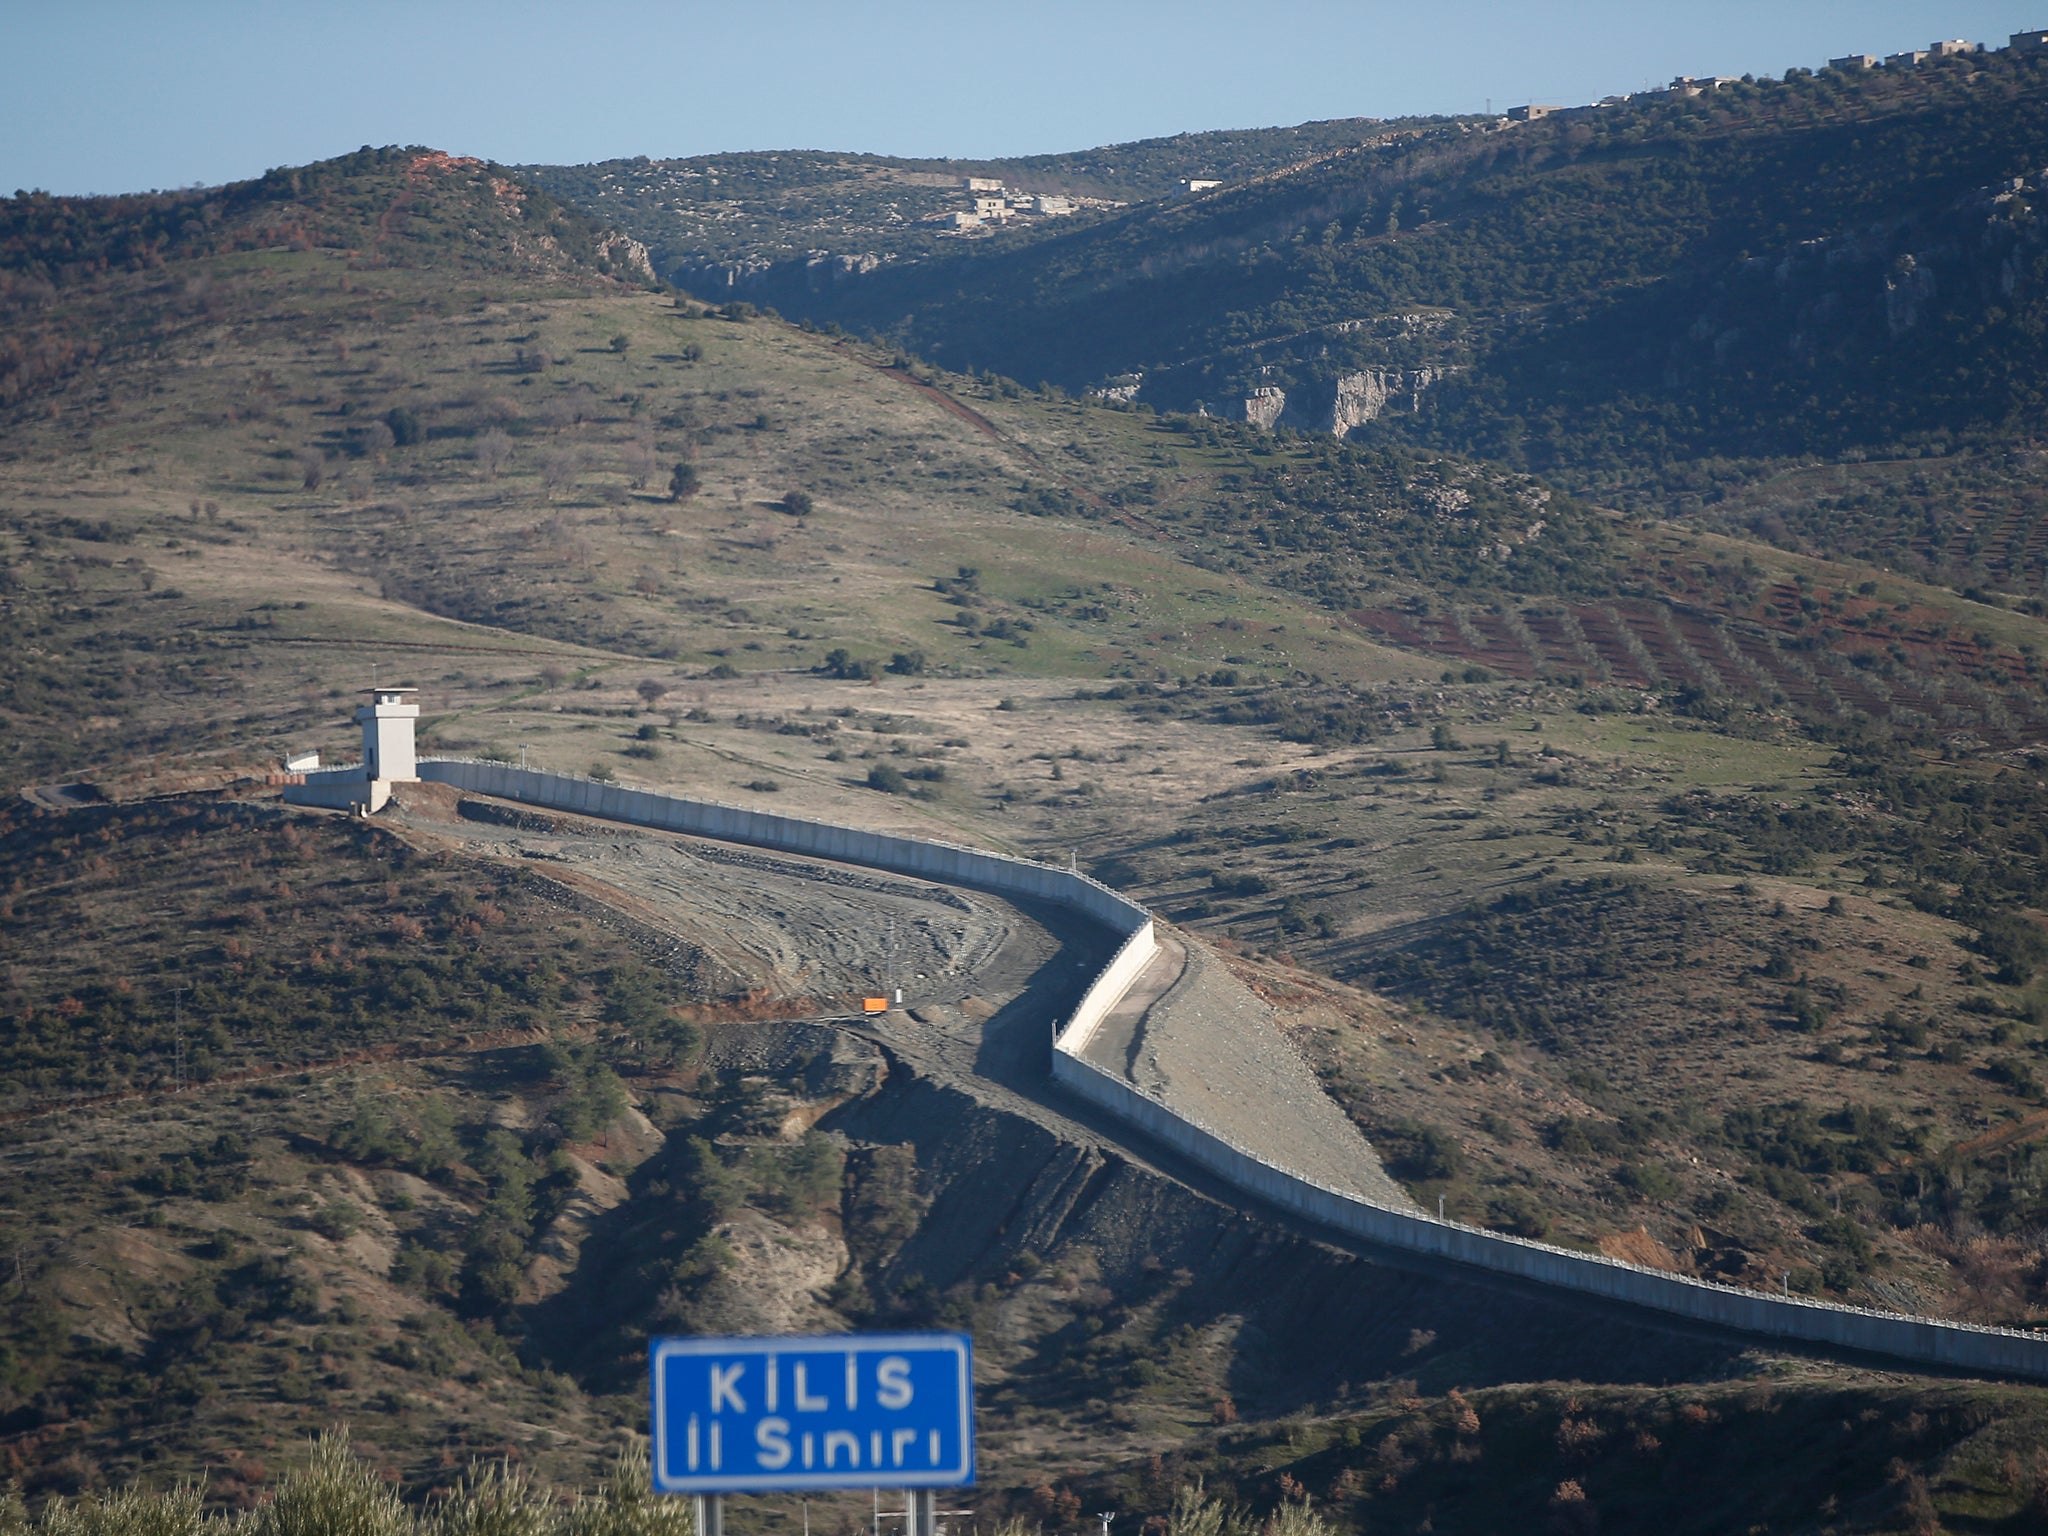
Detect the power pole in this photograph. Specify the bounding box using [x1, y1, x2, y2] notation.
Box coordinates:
[172, 986, 187, 1094]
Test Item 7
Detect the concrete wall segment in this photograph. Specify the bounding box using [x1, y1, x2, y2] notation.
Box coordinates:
[409, 759, 2048, 1378]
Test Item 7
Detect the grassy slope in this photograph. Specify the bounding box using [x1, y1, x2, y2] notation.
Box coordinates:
[8, 153, 2048, 1530]
[10, 160, 2048, 1312]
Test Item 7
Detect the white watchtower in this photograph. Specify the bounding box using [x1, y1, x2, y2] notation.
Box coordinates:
[356, 687, 420, 783]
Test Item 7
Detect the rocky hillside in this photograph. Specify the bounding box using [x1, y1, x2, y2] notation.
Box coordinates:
[626, 48, 2048, 514]
[517, 118, 1454, 296]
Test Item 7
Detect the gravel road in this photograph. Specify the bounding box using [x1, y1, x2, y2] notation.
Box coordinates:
[1087, 936, 1413, 1206]
[402, 790, 1405, 1211]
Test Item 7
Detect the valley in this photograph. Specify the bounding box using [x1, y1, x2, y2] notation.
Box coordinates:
[8, 55, 2048, 1529]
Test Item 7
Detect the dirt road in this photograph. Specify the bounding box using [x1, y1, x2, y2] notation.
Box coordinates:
[401, 791, 1405, 1204]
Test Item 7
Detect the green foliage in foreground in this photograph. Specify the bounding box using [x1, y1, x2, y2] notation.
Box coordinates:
[1, 1435, 689, 1536]
[0, 1441, 1332, 1536]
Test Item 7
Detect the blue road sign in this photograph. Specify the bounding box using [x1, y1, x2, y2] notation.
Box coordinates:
[651, 1332, 974, 1494]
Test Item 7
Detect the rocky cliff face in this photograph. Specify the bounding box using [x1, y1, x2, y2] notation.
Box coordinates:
[1197, 368, 1451, 438]
[1328, 367, 1452, 435]
[593, 232, 657, 285]
[1243, 385, 1288, 429]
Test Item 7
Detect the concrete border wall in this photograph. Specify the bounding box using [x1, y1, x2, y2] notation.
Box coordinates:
[417, 758, 1150, 935]
[1048, 1050, 2048, 1376]
[1059, 926, 1164, 1058]
[282, 764, 386, 813]
[413, 757, 2048, 1380]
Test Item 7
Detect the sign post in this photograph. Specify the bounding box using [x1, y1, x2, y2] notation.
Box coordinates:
[652, 1332, 974, 1523]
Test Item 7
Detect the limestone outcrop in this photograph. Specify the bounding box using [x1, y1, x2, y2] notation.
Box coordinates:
[1328, 367, 1451, 435]
[1243, 385, 1288, 429]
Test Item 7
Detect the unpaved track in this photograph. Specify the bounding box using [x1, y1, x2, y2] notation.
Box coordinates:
[1088, 938, 1412, 1206]
[407, 794, 1404, 1203]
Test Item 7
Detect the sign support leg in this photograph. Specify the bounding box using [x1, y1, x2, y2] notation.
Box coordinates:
[694, 1495, 724, 1536]
[909, 1489, 936, 1536]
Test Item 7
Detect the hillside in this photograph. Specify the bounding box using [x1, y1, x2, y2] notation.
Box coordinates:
[9, 145, 2048, 1532]
[517, 118, 1454, 296]
[639, 48, 2048, 569]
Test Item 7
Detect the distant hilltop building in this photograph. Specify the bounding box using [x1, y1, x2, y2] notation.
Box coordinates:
[282, 686, 419, 814]
[1180, 178, 1222, 193]
[931, 187, 1092, 232]
[2013, 30, 2048, 52]
[1835, 37, 1987, 69]
[1496, 32, 2006, 119]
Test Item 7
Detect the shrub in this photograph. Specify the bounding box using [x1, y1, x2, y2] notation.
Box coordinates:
[1615, 1161, 1681, 1201]
[867, 764, 907, 794]
[25, 1481, 209, 1536]
[819, 649, 880, 680]
[383, 406, 421, 447]
[248, 1432, 411, 1536]
[310, 1200, 364, 1240]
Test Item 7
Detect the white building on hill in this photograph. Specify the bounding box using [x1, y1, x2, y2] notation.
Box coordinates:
[283, 686, 420, 814]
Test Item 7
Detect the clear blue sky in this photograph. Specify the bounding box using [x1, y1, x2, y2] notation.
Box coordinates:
[8, 0, 2046, 195]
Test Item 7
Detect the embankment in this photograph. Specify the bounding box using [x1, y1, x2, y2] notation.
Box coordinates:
[413, 757, 2048, 1381]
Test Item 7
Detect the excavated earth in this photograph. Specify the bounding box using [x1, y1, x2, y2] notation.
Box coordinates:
[390, 788, 1793, 1411]
[408, 787, 1400, 1201]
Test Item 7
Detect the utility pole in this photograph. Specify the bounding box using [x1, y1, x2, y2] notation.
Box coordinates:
[172, 986, 187, 1094]
[885, 913, 904, 1007]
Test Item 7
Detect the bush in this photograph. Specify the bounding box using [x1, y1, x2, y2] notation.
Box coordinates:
[867, 764, 908, 794]
[383, 406, 421, 447]
[1211, 871, 1271, 897]
[0, 1436, 690, 1536]
[249, 1432, 410, 1536]
[1383, 1120, 1464, 1182]
[1615, 1161, 1681, 1201]
[819, 649, 880, 680]
[782, 490, 814, 516]
[310, 1200, 363, 1240]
